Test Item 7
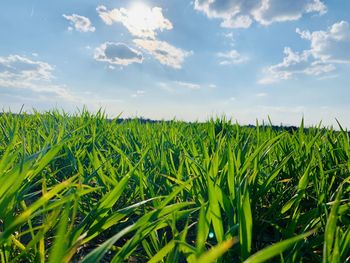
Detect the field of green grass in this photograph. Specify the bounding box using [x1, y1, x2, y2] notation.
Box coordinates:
[0, 110, 349, 262]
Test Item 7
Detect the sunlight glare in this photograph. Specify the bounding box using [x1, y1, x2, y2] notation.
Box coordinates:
[128, 2, 152, 31]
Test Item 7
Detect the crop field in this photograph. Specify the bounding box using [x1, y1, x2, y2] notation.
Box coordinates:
[0, 110, 349, 262]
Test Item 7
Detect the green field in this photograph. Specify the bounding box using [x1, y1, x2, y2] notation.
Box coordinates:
[0, 110, 349, 262]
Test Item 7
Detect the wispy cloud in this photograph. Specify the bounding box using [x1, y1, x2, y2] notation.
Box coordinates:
[175, 81, 201, 90]
[0, 55, 75, 101]
[158, 81, 219, 93]
[223, 32, 234, 40]
[94, 42, 143, 66]
[317, 74, 339, 80]
[217, 49, 248, 65]
[63, 14, 95, 32]
[256, 92, 267, 97]
[296, 20, 350, 63]
[0, 55, 132, 112]
[0, 55, 53, 80]
[131, 90, 146, 98]
[259, 21, 350, 84]
[133, 39, 191, 69]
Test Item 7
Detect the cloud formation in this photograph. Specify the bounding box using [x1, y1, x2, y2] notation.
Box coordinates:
[259, 21, 349, 84]
[63, 14, 95, 32]
[96, 5, 172, 39]
[194, 0, 326, 28]
[175, 81, 201, 90]
[133, 39, 190, 69]
[0, 55, 53, 81]
[0, 55, 74, 100]
[131, 90, 146, 98]
[296, 20, 350, 63]
[94, 42, 143, 66]
[259, 47, 335, 84]
[96, 4, 190, 69]
[217, 49, 248, 65]
[158, 81, 216, 93]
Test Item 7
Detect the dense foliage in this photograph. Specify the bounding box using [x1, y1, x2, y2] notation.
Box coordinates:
[0, 110, 349, 262]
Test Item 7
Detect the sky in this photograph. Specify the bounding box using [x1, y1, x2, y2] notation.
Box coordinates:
[0, 0, 349, 128]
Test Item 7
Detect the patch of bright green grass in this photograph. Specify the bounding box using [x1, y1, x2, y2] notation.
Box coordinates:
[0, 110, 349, 262]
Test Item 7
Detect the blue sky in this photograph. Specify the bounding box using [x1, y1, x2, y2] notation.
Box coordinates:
[0, 0, 349, 127]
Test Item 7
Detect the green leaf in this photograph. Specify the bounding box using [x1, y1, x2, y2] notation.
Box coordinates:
[48, 204, 70, 263]
[323, 186, 342, 262]
[244, 230, 316, 263]
[195, 237, 238, 263]
[147, 240, 176, 263]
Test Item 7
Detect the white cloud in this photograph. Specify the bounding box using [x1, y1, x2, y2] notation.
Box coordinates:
[256, 92, 267, 97]
[94, 42, 143, 66]
[194, 0, 326, 28]
[96, 4, 190, 69]
[253, 0, 326, 25]
[96, 4, 172, 39]
[217, 49, 248, 65]
[175, 81, 201, 90]
[0, 55, 53, 81]
[223, 32, 234, 39]
[303, 61, 336, 75]
[296, 20, 350, 63]
[63, 14, 95, 32]
[131, 89, 146, 98]
[317, 74, 339, 80]
[133, 39, 190, 69]
[158, 81, 203, 93]
[0, 55, 75, 101]
[259, 49, 335, 84]
[222, 15, 253, 28]
[259, 47, 317, 84]
[259, 21, 350, 84]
